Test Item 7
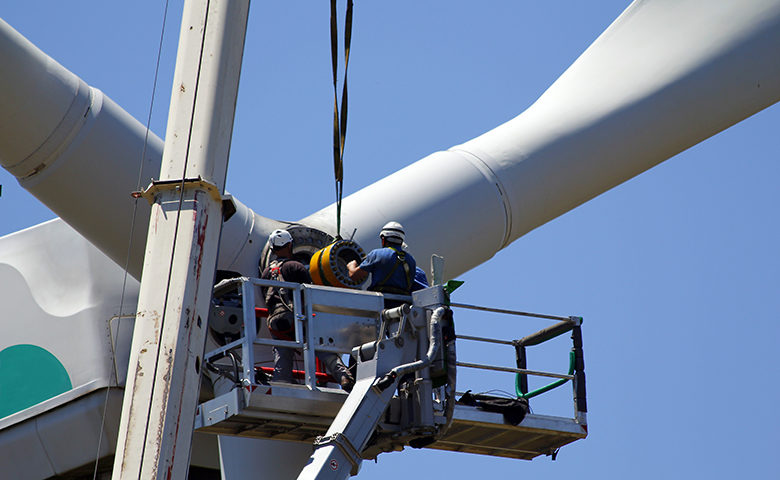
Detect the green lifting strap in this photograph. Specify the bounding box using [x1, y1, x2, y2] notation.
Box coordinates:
[330, 0, 353, 237]
[516, 350, 575, 400]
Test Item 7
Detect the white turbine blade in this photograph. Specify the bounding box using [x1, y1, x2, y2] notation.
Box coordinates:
[0, 18, 281, 278]
[0, 17, 160, 278]
[3, 1, 779, 281]
[462, 0, 780, 244]
[301, 0, 780, 279]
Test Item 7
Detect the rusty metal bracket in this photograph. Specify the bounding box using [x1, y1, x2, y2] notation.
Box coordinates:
[131, 176, 223, 204]
[131, 176, 236, 221]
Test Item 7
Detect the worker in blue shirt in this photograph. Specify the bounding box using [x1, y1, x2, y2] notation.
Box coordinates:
[347, 221, 417, 305]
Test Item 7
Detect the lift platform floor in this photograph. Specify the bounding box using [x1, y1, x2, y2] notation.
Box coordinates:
[195, 384, 586, 461]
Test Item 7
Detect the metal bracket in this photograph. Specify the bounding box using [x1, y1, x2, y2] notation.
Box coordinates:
[313, 432, 362, 476]
[131, 176, 223, 204]
[131, 176, 236, 221]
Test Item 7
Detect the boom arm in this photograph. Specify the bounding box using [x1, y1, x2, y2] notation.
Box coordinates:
[298, 302, 450, 480]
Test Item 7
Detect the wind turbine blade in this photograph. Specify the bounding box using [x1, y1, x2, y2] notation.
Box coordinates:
[462, 0, 780, 244]
[0, 18, 160, 278]
[0, 18, 281, 278]
[301, 0, 780, 279]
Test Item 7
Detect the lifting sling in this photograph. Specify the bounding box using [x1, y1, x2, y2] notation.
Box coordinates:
[330, 0, 354, 238]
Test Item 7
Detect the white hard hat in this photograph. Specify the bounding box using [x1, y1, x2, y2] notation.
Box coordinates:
[268, 229, 293, 248]
[380, 221, 405, 243]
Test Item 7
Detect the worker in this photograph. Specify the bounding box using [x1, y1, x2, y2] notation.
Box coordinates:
[261, 229, 355, 390]
[347, 221, 417, 307]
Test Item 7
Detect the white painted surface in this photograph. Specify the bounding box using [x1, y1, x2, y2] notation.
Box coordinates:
[113, 0, 250, 478]
[302, 0, 780, 279]
[0, 2, 777, 480]
[0, 220, 136, 393]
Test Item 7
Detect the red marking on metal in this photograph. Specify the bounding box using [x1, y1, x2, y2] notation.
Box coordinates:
[167, 191, 221, 478]
[193, 196, 209, 286]
[142, 190, 220, 478]
[256, 366, 334, 382]
[330, 459, 338, 470]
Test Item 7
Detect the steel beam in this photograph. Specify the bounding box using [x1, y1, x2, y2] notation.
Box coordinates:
[112, 0, 250, 478]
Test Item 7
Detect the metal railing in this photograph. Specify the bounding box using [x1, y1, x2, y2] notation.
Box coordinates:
[205, 277, 390, 391]
[203, 280, 587, 425]
[204, 277, 322, 390]
[450, 303, 587, 424]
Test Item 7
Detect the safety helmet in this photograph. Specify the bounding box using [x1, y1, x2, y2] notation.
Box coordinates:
[268, 229, 293, 248]
[379, 221, 405, 244]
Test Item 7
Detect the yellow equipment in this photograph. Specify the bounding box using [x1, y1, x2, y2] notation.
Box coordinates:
[309, 239, 365, 288]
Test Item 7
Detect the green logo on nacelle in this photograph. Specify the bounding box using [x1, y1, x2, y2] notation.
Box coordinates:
[0, 344, 72, 419]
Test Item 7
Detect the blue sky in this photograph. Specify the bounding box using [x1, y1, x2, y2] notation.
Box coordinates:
[2, 1, 779, 478]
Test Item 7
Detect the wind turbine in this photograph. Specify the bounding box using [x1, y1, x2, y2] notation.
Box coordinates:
[1, 1, 779, 479]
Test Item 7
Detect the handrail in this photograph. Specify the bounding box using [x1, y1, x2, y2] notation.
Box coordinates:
[455, 361, 573, 380]
[457, 334, 514, 345]
[449, 302, 570, 321]
[451, 308, 586, 425]
[516, 351, 575, 399]
[206, 277, 380, 390]
[205, 277, 586, 424]
[515, 317, 581, 346]
[206, 277, 319, 388]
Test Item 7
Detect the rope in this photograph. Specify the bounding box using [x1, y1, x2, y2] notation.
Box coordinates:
[330, 0, 354, 238]
[91, 2, 171, 479]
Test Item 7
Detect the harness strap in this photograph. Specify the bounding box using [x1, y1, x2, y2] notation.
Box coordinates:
[374, 247, 412, 294]
[265, 259, 294, 311]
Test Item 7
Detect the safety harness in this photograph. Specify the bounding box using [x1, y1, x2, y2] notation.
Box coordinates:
[372, 247, 413, 295]
[265, 258, 292, 306]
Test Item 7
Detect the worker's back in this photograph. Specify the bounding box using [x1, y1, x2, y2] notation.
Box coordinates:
[361, 246, 416, 296]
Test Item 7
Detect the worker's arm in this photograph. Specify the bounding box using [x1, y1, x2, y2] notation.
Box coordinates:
[347, 260, 368, 282]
